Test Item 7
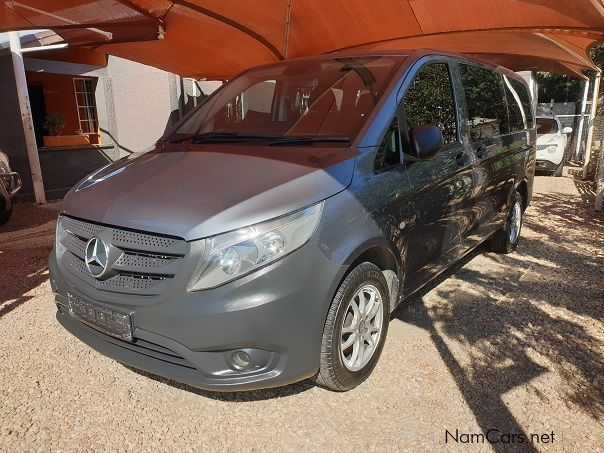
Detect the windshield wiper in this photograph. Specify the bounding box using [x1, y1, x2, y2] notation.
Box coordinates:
[170, 132, 283, 144]
[269, 136, 350, 146]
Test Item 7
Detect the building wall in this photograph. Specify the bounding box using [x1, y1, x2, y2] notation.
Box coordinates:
[99, 56, 176, 155]
[0, 54, 33, 195]
[1, 51, 222, 201]
[95, 56, 221, 156]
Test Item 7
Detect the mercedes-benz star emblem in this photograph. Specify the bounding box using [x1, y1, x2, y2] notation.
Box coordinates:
[85, 237, 109, 279]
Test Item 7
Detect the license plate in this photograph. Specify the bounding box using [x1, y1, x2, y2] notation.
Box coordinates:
[68, 293, 133, 341]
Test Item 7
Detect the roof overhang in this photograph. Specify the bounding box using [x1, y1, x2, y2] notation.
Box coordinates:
[1, 0, 603, 78]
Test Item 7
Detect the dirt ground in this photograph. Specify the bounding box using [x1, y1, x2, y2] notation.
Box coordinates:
[1, 169, 603, 452]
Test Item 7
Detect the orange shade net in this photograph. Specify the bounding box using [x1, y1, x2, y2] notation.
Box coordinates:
[1, 0, 603, 78]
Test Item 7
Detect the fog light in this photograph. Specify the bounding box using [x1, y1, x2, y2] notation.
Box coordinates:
[231, 350, 251, 369]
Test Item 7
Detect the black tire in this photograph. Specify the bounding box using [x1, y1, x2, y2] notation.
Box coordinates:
[488, 191, 523, 254]
[0, 198, 11, 225]
[316, 262, 390, 391]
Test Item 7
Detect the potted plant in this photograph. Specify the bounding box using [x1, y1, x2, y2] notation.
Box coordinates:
[42, 113, 90, 147]
[43, 112, 65, 137]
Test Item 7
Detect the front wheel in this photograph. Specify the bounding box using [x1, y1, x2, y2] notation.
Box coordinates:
[489, 191, 523, 254]
[316, 262, 390, 391]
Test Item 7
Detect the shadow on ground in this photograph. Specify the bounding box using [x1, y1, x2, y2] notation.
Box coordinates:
[393, 184, 604, 452]
[1, 175, 602, 447]
[123, 365, 316, 402]
[0, 202, 58, 318]
[0, 202, 58, 233]
[119, 179, 603, 433]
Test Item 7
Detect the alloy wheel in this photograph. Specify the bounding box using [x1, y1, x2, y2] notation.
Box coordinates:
[509, 200, 522, 244]
[340, 284, 384, 372]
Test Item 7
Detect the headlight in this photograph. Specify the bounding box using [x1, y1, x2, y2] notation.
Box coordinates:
[188, 202, 324, 291]
[547, 145, 557, 154]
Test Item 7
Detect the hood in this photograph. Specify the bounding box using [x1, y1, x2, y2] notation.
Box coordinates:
[60, 143, 357, 240]
[536, 133, 560, 145]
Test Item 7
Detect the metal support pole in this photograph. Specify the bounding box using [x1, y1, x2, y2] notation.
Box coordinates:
[191, 79, 198, 108]
[575, 78, 590, 161]
[583, 71, 601, 180]
[8, 32, 46, 204]
[178, 76, 185, 119]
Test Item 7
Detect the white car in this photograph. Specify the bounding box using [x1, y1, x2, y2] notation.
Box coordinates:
[536, 116, 572, 176]
[0, 150, 22, 225]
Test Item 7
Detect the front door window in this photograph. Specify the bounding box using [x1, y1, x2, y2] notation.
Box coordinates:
[403, 63, 458, 148]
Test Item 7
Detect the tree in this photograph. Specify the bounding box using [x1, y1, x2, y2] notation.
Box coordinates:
[533, 45, 604, 104]
[534, 72, 583, 103]
[590, 44, 604, 69]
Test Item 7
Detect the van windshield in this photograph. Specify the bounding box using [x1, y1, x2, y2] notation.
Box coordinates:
[536, 117, 559, 134]
[167, 56, 403, 144]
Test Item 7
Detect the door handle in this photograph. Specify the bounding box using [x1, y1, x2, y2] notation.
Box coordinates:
[455, 152, 467, 166]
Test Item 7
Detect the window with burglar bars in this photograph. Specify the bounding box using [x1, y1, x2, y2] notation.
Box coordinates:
[73, 78, 98, 134]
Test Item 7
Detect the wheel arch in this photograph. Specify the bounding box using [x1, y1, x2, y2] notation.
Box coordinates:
[516, 179, 528, 210]
[343, 240, 403, 313]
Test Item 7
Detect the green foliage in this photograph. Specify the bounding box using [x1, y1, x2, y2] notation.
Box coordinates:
[590, 44, 604, 69]
[403, 63, 457, 144]
[533, 44, 604, 104]
[534, 72, 583, 103]
[43, 112, 65, 136]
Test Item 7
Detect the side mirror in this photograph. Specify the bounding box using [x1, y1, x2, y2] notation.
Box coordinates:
[562, 127, 573, 135]
[410, 125, 444, 159]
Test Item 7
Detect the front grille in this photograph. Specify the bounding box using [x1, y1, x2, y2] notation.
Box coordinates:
[57, 215, 188, 296]
[68, 257, 165, 291]
[114, 253, 174, 269]
[111, 229, 179, 252]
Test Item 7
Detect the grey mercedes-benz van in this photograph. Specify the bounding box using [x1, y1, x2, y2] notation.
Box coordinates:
[49, 50, 536, 392]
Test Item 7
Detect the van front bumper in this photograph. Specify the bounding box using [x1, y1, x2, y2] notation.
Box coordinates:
[535, 159, 561, 173]
[50, 240, 345, 392]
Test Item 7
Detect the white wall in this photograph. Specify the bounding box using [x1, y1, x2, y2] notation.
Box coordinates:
[102, 56, 174, 154]
[95, 57, 222, 156]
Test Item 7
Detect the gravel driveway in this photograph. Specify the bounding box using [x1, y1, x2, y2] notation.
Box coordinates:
[1, 171, 603, 452]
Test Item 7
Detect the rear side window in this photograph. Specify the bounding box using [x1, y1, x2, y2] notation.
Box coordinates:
[460, 64, 509, 140]
[503, 76, 525, 132]
[403, 63, 458, 145]
[509, 78, 534, 127]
